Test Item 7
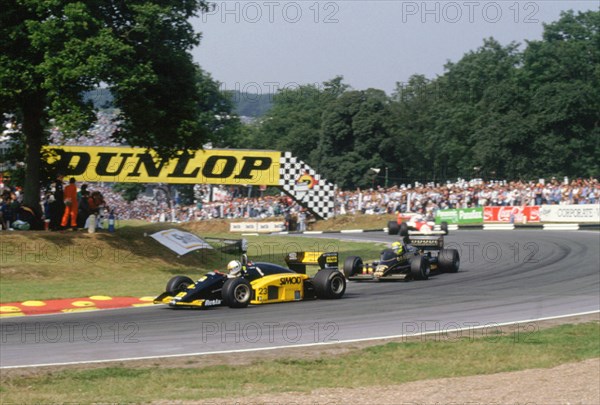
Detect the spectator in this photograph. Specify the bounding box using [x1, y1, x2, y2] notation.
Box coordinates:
[298, 209, 307, 232]
[77, 188, 91, 228]
[49, 173, 65, 231]
[18, 204, 44, 230]
[87, 191, 108, 229]
[0, 190, 13, 229]
[61, 177, 78, 230]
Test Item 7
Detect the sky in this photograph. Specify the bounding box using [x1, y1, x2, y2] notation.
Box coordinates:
[191, 1, 598, 95]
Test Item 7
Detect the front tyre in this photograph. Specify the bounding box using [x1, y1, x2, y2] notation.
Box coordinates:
[410, 256, 430, 280]
[165, 276, 194, 295]
[343, 256, 363, 278]
[222, 278, 252, 308]
[313, 269, 346, 299]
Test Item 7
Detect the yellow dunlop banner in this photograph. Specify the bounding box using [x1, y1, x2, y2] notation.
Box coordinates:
[44, 146, 282, 185]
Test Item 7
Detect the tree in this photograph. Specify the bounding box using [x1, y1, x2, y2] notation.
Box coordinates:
[252, 84, 328, 163]
[521, 10, 600, 178]
[432, 38, 523, 180]
[388, 75, 439, 183]
[1, 0, 213, 213]
[194, 67, 242, 148]
[247, 76, 349, 163]
[319, 88, 393, 189]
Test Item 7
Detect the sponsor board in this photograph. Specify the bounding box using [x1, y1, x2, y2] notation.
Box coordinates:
[435, 208, 483, 225]
[540, 204, 600, 223]
[46, 146, 337, 219]
[45, 146, 282, 185]
[484, 206, 540, 223]
[229, 222, 285, 233]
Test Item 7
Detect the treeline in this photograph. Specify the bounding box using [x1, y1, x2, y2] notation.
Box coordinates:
[231, 10, 599, 189]
[227, 90, 274, 118]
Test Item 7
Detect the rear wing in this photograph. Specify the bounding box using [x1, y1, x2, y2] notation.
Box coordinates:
[285, 252, 339, 274]
[407, 235, 444, 250]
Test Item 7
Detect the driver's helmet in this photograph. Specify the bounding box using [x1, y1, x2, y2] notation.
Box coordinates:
[227, 260, 242, 277]
[391, 241, 404, 256]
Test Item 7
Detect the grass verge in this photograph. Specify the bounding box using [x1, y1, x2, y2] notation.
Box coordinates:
[0, 221, 385, 302]
[0, 322, 598, 403]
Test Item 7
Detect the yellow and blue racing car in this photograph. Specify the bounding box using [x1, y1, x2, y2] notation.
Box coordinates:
[154, 251, 346, 309]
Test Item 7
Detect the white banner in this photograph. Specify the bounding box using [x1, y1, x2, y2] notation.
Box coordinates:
[540, 204, 600, 223]
[229, 222, 257, 232]
[230, 222, 285, 233]
[259, 222, 286, 233]
[150, 229, 213, 256]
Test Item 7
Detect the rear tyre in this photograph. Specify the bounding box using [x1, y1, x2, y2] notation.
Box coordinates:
[438, 249, 460, 273]
[165, 276, 194, 295]
[387, 221, 399, 235]
[399, 222, 409, 237]
[313, 269, 346, 299]
[222, 278, 252, 308]
[410, 256, 430, 280]
[343, 256, 363, 278]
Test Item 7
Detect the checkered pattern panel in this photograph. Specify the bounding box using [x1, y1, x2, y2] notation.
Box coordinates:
[279, 152, 336, 219]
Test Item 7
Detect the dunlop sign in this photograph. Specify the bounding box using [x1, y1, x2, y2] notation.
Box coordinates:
[47, 146, 337, 219]
[46, 146, 281, 185]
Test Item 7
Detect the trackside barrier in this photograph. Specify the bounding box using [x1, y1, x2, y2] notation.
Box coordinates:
[483, 224, 515, 230]
[270, 223, 598, 234]
[543, 223, 580, 231]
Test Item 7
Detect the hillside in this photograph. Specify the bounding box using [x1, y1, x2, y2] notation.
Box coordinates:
[0, 220, 383, 302]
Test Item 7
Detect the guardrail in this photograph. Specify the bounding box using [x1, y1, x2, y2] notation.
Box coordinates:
[271, 222, 599, 235]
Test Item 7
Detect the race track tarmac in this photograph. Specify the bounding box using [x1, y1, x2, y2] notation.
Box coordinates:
[1, 230, 598, 368]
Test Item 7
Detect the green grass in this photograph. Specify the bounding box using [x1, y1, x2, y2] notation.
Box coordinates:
[0, 221, 384, 302]
[1, 322, 598, 403]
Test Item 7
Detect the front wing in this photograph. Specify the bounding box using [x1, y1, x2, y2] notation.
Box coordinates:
[153, 292, 223, 308]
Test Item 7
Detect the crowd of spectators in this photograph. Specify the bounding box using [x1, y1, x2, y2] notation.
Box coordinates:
[1, 174, 598, 231]
[336, 177, 599, 219]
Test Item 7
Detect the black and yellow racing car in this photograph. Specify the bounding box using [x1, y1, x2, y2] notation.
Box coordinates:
[343, 234, 459, 281]
[154, 251, 346, 308]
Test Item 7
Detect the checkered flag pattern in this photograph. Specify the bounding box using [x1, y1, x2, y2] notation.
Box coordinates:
[279, 152, 336, 219]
